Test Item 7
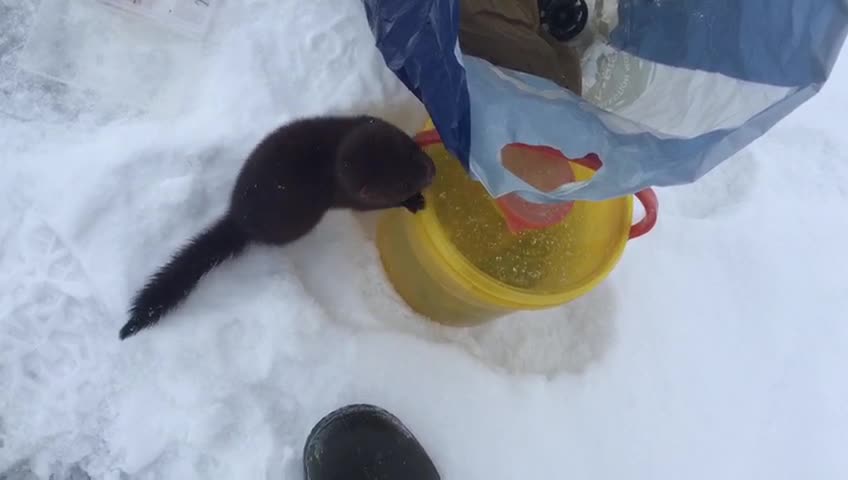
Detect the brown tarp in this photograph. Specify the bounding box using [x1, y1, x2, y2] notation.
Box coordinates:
[458, 0, 583, 95]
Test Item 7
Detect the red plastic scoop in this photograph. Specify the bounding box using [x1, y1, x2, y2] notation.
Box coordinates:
[496, 144, 577, 233]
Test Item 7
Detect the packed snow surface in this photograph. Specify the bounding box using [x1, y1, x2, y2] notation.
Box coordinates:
[1, 0, 847, 478]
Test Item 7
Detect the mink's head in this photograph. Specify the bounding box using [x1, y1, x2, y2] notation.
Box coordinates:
[335, 119, 436, 211]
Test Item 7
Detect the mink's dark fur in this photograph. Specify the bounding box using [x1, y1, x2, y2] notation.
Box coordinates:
[119, 115, 435, 340]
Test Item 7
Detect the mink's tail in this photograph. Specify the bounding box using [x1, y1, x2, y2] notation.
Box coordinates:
[119, 214, 249, 340]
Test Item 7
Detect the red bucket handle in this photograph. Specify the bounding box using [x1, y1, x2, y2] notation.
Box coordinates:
[413, 131, 658, 239]
[415, 129, 443, 147]
[572, 154, 657, 239]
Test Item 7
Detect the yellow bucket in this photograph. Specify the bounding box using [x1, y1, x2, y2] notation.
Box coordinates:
[376, 128, 658, 327]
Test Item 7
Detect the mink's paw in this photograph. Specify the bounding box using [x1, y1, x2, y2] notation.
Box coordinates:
[401, 193, 426, 213]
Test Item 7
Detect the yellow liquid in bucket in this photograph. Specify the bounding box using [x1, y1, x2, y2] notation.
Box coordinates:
[376, 141, 633, 327]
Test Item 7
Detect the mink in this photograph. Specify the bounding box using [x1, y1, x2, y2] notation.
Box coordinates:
[119, 115, 435, 340]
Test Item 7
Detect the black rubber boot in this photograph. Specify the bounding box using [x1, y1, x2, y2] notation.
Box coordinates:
[303, 404, 440, 480]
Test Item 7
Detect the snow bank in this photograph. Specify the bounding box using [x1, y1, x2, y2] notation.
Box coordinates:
[1, 0, 847, 479]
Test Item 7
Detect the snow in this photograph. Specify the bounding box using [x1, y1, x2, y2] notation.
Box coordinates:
[1, 0, 847, 478]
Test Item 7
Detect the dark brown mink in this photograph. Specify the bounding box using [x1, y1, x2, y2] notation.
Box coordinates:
[119, 115, 435, 340]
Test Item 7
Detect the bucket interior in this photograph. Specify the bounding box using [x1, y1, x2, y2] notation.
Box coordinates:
[419, 142, 632, 304]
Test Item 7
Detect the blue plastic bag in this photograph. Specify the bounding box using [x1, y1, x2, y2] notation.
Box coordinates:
[362, 0, 848, 202]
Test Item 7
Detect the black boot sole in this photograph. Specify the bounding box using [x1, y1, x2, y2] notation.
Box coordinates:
[303, 404, 440, 480]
